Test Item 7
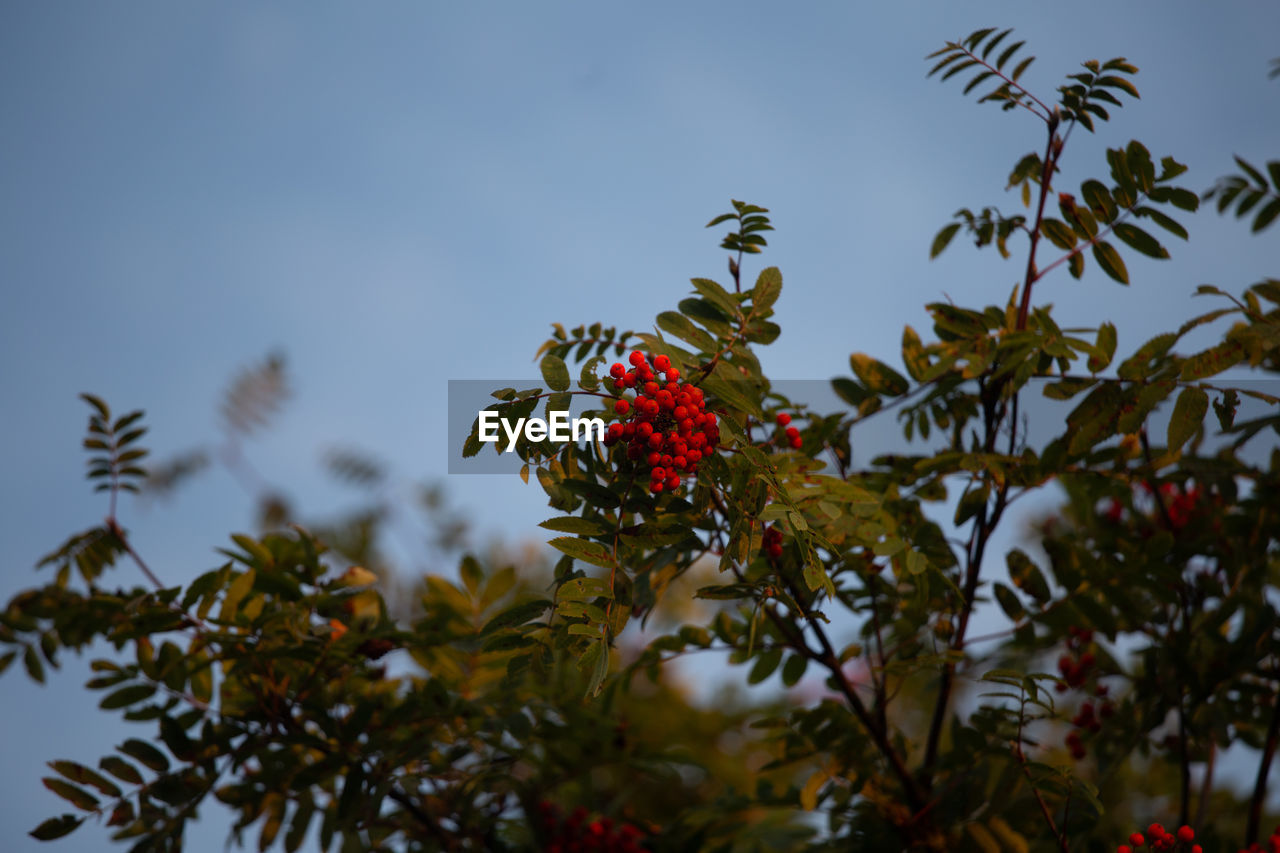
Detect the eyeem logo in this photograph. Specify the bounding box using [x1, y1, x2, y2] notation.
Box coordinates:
[477, 410, 606, 453]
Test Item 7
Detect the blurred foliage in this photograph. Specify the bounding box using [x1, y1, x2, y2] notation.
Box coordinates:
[6, 25, 1280, 853]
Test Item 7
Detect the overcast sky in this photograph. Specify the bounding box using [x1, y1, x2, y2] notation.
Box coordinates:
[2, 3, 1277, 850]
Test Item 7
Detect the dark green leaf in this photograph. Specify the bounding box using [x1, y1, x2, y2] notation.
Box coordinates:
[120, 738, 169, 773]
[930, 222, 961, 259]
[99, 756, 144, 785]
[42, 778, 99, 811]
[1041, 218, 1077, 250]
[849, 354, 910, 397]
[753, 266, 782, 311]
[1113, 223, 1168, 259]
[1007, 549, 1051, 604]
[993, 583, 1025, 620]
[656, 311, 717, 354]
[30, 815, 83, 841]
[100, 683, 156, 711]
[1167, 387, 1208, 452]
[548, 538, 615, 570]
[1254, 198, 1280, 233]
[539, 516, 610, 535]
[540, 354, 570, 392]
[1092, 241, 1128, 284]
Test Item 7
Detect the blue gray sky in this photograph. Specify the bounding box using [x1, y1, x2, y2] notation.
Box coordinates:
[2, 3, 1277, 850]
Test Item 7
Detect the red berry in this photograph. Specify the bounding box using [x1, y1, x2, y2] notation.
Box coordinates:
[614, 399, 630, 415]
[650, 481, 663, 493]
[776, 413, 791, 426]
[1130, 833, 1145, 847]
[629, 351, 645, 367]
[790, 436, 803, 449]
[1177, 826, 1194, 843]
[666, 367, 680, 380]
[1118, 847, 1132, 853]
[654, 354, 671, 371]
[609, 363, 625, 379]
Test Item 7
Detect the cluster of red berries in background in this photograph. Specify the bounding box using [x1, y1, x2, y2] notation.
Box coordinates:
[1057, 626, 1097, 692]
[1103, 481, 1214, 532]
[774, 412, 802, 449]
[1240, 826, 1280, 853]
[1057, 626, 1113, 760]
[535, 801, 652, 853]
[605, 351, 720, 494]
[762, 524, 784, 560]
[1154, 481, 1205, 530]
[1116, 823, 1199, 853]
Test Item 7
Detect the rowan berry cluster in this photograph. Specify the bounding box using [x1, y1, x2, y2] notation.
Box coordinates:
[1056, 626, 1097, 692]
[1115, 822, 1198, 853]
[762, 524, 783, 560]
[774, 412, 802, 449]
[604, 351, 720, 494]
[535, 801, 652, 853]
[1057, 626, 1113, 760]
[1239, 826, 1280, 853]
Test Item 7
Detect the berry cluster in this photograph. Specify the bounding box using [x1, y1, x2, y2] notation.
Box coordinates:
[605, 351, 720, 494]
[1116, 823, 1198, 853]
[774, 412, 802, 449]
[762, 524, 783, 560]
[535, 802, 651, 853]
[1240, 826, 1280, 853]
[1065, 689, 1115, 760]
[1056, 626, 1097, 692]
[1056, 626, 1112, 760]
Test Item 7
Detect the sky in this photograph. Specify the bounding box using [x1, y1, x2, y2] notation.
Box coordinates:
[2, 3, 1278, 850]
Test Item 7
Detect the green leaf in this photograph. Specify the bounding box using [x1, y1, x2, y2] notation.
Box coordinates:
[548, 537, 615, 569]
[1091, 241, 1128, 284]
[23, 644, 45, 683]
[1040, 218, 1077, 250]
[849, 353, 909, 397]
[558, 576, 614, 601]
[539, 516, 610, 535]
[781, 653, 808, 687]
[1254, 198, 1280, 233]
[120, 738, 169, 773]
[1007, 549, 1050, 603]
[748, 647, 782, 684]
[656, 311, 718, 353]
[1081, 180, 1117, 222]
[993, 583, 1024, 620]
[220, 568, 256, 621]
[691, 278, 741, 318]
[540, 354, 570, 392]
[753, 266, 782, 311]
[42, 778, 99, 811]
[99, 683, 156, 711]
[99, 756, 144, 785]
[585, 639, 610, 698]
[1180, 340, 1244, 381]
[480, 598, 553, 634]
[1113, 222, 1168, 259]
[1088, 322, 1117, 372]
[48, 760, 121, 798]
[931, 222, 961, 258]
[1167, 387, 1208, 452]
[29, 815, 83, 841]
[700, 373, 763, 419]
